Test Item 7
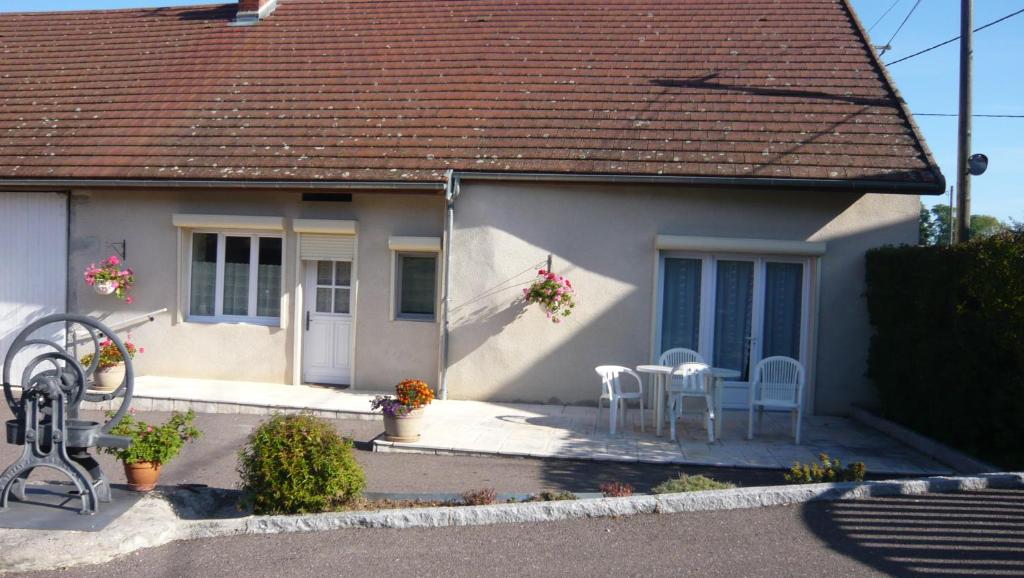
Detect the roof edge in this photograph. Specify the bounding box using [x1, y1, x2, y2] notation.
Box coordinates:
[454, 171, 946, 194]
[840, 0, 947, 194]
[0, 178, 445, 192]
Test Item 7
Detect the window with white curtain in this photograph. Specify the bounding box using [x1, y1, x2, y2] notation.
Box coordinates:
[659, 253, 810, 382]
[188, 232, 283, 324]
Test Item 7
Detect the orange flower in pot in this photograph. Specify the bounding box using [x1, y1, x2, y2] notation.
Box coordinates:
[371, 379, 435, 442]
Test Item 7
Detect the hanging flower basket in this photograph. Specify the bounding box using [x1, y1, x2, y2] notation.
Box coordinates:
[84, 255, 135, 303]
[523, 269, 576, 323]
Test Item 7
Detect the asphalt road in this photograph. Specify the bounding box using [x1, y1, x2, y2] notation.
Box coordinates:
[0, 411, 788, 494]
[14, 489, 1024, 577]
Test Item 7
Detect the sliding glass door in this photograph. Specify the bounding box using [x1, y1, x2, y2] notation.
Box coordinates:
[659, 254, 810, 384]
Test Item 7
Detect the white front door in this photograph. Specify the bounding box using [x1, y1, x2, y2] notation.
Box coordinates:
[302, 260, 352, 385]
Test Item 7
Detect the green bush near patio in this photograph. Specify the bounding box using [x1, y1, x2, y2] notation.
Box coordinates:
[865, 228, 1024, 469]
[652, 474, 735, 494]
[238, 413, 365, 514]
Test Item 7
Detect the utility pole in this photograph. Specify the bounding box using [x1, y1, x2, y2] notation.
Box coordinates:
[955, 0, 973, 243]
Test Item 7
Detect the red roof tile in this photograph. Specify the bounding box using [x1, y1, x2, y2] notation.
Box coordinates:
[0, 0, 943, 188]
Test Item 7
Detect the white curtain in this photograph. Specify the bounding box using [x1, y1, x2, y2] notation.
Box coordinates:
[222, 237, 250, 316]
[713, 260, 754, 380]
[660, 258, 702, 354]
[763, 262, 803, 360]
[189, 233, 217, 316]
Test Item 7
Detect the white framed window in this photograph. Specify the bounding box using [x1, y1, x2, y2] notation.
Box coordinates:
[393, 252, 438, 321]
[188, 231, 283, 325]
[657, 252, 812, 382]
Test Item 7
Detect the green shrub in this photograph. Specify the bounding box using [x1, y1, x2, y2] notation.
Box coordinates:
[238, 414, 365, 514]
[461, 488, 497, 506]
[784, 454, 866, 484]
[652, 474, 735, 494]
[532, 490, 578, 501]
[865, 229, 1024, 469]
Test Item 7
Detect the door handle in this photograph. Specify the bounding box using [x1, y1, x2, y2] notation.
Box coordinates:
[305, 310, 311, 331]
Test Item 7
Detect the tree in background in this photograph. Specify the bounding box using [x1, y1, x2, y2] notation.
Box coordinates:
[919, 203, 937, 245]
[919, 203, 1007, 245]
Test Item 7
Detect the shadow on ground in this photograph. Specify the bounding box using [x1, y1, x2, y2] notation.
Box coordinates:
[803, 488, 1024, 577]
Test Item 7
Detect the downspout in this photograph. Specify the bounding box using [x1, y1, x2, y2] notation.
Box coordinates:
[438, 169, 459, 400]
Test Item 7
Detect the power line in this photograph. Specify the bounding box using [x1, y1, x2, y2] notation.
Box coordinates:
[886, 7, 1024, 66]
[879, 0, 923, 54]
[868, 0, 902, 32]
[915, 113, 1024, 118]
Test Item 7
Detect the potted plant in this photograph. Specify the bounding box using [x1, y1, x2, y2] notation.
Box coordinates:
[80, 337, 143, 393]
[80, 337, 142, 392]
[522, 268, 576, 323]
[104, 409, 202, 491]
[84, 255, 136, 303]
[370, 379, 435, 442]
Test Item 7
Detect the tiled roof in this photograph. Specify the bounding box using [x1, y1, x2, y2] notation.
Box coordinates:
[0, 0, 943, 189]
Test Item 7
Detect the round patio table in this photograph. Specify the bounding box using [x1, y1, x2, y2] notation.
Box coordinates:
[636, 364, 741, 440]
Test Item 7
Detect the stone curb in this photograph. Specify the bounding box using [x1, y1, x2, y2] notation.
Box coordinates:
[849, 406, 1000, 474]
[3, 472, 1021, 574]
[184, 472, 1024, 537]
[81, 397, 382, 421]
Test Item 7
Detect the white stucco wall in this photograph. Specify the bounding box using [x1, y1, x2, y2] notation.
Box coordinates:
[446, 181, 919, 415]
[68, 189, 443, 390]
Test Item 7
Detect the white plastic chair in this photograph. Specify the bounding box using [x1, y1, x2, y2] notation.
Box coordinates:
[594, 365, 645, 435]
[658, 348, 705, 369]
[658, 348, 705, 421]
[667, 362, 713, 442]
[747, 356, 805, 444]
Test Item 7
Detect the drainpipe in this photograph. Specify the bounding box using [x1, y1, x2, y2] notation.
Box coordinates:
[438, 170, 459, 400]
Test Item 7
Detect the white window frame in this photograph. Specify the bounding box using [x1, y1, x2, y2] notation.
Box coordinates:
[656, 251, 813, 379]
[186, 230, 284, 326]
[391, 250, 439, 322]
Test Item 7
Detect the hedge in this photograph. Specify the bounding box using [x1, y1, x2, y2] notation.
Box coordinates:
[865, 229, 1024, 470]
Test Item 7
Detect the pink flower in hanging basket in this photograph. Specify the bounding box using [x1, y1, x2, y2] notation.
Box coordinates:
[83, 255, 136, 302]
[523, 268, 577, 324]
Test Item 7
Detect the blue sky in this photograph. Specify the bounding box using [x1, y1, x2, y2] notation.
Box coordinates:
[5, 0, 1023, 221]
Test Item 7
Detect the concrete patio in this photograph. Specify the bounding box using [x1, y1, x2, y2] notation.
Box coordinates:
[92, 376, 952, 476]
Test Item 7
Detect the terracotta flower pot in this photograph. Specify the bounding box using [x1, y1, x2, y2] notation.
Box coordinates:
[124, 461, 161, 492]
[91, 362, 125, 392]
[383, 408, 425, 442]
[94, 280, 116, 295]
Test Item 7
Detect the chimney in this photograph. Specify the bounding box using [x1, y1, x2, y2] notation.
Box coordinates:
[234, 0, 277, 25]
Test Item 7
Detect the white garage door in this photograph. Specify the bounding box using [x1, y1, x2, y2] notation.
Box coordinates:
[0, 193, 67, 386]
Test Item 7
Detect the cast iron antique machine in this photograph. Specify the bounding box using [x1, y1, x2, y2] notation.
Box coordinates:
[1, 314, 134, 515]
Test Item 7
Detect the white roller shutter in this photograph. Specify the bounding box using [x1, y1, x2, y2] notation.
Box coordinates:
[299, 234, 355, 261]
[0, 193, 67, 385]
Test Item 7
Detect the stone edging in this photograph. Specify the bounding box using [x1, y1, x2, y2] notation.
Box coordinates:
[82, 397, 382, 421]
[3, 473, 1021, 574]
[188, 472, 1023, 537]
[849, 406, 999, 474]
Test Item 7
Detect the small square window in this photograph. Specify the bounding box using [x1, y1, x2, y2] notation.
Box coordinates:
[395, 252, 437, 320]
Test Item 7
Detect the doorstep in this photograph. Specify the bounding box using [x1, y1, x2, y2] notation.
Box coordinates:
[81, 376, 385, 420]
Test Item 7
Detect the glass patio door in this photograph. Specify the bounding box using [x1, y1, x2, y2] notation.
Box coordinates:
[659, 255, 810, 385]
[712, 260, 755, 380]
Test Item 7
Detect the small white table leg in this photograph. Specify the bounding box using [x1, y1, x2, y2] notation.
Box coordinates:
[713, 377, 724, 441]
[655, 375, 665, 437]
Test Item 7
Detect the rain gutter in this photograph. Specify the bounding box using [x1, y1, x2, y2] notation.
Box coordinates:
[0, 178, 445, 192]
[438, 170, 459, 400]
[453, 171, 946, 195]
